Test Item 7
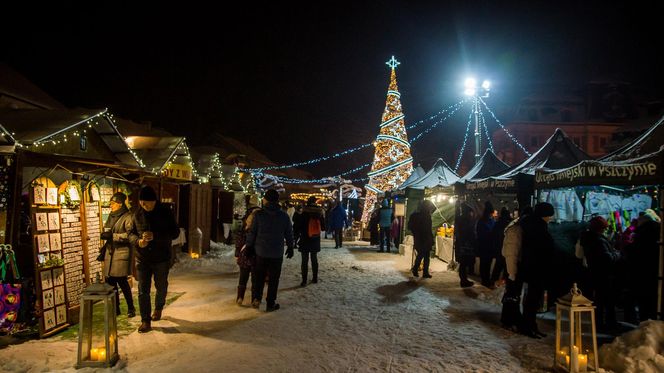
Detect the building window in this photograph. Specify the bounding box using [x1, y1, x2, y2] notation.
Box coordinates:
[561, 109, 573, 122]
[593, 136, 599, 153]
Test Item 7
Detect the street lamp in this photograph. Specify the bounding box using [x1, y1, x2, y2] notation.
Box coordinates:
[464, 77, 491, 164]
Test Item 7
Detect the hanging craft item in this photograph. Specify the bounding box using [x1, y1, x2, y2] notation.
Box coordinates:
[85, 181, 101, 203]
[58, 180, 82, 208]
[98, 181, 114, 207]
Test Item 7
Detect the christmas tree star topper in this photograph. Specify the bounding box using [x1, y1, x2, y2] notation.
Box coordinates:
[386, 56, 400, 70]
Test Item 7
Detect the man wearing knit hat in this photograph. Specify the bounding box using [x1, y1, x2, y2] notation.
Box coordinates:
[132, 185, 179, 333]
[246, 189, 294, 312]
[518, 202, 555, 338]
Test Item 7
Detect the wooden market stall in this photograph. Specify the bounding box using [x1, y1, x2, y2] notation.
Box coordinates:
[0, 108, 145, 337]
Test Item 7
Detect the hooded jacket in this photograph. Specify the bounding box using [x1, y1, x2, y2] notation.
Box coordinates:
[246, 202, 294, 258]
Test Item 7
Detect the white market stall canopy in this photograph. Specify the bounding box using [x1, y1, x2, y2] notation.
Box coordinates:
[397, 164, 426, 190]
[402, 158, 459, 190]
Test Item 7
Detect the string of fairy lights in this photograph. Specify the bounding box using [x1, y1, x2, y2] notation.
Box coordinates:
[454, 109, 476, 171]
[479, 96, 531, 156]
[244, 99, 466, 173]
[479, 100, 494, 152]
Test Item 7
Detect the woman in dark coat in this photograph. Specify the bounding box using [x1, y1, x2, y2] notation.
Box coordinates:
[234, 205, 260, 305]
[455, 204, 476, 288]
[408, 200, 436, 278]
[99, 192, 138, 317]
[369, 203, 380, 246]
[293, 196, 325, 286]
[476, 201, 496, 288]
[579, 216, 621, 329]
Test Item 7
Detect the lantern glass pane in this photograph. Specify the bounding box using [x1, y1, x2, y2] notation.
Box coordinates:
[557, 311, 572, 370]
[88, 299, 109, 362]
[107, 296, 118, 356]
[79, 299, 94, 361]
[578, 312, 596, 371]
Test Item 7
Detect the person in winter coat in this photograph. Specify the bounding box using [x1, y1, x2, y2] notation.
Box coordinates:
[247, 189, 295, 312]
[234, 205, 260, 305]
[408, 200, 436, 278]
[491, 207, 511, 284]
[293, 196, 325, 286]
[519, 202, 555, 339]
[499, 206, 531, 332]
[476, 201, 497, 288]
[329, 201, 349, 248]
[369, 203, 380, 245]
[390, 216, 401, 249]
[624, 209, 661, 322]
[579, 216, 621, 329]
[98, 192, 138, 318]
[455, 204, 476, 287]
[132, 186, 180, 333]
[378, 199, 394, 253]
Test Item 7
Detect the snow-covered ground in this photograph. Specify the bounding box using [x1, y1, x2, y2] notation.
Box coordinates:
[1, 239, 659, 372]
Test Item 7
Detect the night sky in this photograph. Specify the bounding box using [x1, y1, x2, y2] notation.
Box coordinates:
[3, 1, 663, 177]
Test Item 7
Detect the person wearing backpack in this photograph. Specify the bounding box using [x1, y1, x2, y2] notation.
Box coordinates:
[293, 196, 325, 287]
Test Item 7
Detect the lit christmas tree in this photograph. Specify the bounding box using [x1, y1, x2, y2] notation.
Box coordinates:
[362, 56, 413, 222]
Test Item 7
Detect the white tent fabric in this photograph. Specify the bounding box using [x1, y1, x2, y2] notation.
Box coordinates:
[402, 158, 459, 190]
[397, 164, 426, 189]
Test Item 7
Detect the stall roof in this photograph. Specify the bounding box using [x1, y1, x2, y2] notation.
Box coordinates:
[124, 136, 189, 174]
[602, 114, 664, 162]
[403, 158, 459, 190]
[458, 149, 509, 182]
[500, 128, 591, 178]
[0, 108, 142, 168]
[397, 164, 426, 190]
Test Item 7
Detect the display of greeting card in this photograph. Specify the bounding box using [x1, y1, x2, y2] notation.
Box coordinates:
[42, 289, 54, 308]
[52, 267, 64, 286]
[49, 233, 62, 251]
[33, 185, 46, 204]
[68, 186, 80, 201]
[35, 213, 48, 231]
[43, 309, 56, 330]
[56, 305, 67, 325]
[36, 234, 50, 253]
[46, 188, 58, 205]
[37, 254, 47, 264]
[54, 286, 65, 305]
[91, 186, 100, 201]
[40, 270, 53, 289]
[48, 212, 60, 230]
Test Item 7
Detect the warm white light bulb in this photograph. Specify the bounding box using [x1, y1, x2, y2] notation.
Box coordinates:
[464, 77, 476, 88]
[482, 80, 491, 90]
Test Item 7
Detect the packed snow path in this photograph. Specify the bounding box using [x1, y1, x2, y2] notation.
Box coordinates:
[1, 240, 554, 372]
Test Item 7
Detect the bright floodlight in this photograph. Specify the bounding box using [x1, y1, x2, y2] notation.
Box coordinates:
[482, 80, 491, 90]
[464, 88, 476, 96]
[464, 77, 477, 89]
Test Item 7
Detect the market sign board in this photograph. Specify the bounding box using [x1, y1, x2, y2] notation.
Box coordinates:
[535, 160, 661, 188]
[162, 163, 193, 181]
[465, 178, 516, 191]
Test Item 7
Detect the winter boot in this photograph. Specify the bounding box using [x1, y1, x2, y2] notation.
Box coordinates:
[312, 275, 318, 284]
[151, 309, 162, 321]
[138, 321, 152, 333]
[236, 286, 246, 305]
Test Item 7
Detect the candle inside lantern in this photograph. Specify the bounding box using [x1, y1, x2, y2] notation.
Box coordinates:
[191, 253, 200, 259]
[89, 348, 99, 361]
[565, 355, 570, 366]
[571, 346, 579, 372]
[578, 354, 588, 372]
[558, 349, 567, 365]
[98, 347, 106, 361]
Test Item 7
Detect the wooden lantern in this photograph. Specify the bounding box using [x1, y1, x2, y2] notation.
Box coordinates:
[76, 274, 119, 368]
[555, 283, 599, 372]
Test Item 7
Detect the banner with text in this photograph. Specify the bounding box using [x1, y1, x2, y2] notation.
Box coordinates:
[535, 160, 662, 188]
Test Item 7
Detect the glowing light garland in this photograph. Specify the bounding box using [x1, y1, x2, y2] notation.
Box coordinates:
[479, 97, 531, 156]
[409, 99, 468, 143]
[479, 102, 494, 152]
[454, 109, 476, 171]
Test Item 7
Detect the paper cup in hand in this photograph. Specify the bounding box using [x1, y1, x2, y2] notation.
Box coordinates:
[143, 231, 154, 241]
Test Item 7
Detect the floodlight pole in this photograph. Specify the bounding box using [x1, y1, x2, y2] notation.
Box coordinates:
[473, 96, 481, 165]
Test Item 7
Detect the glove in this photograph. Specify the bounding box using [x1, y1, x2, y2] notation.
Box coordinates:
[100, 231, 113, 240]
[285, 248, 294, 259]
